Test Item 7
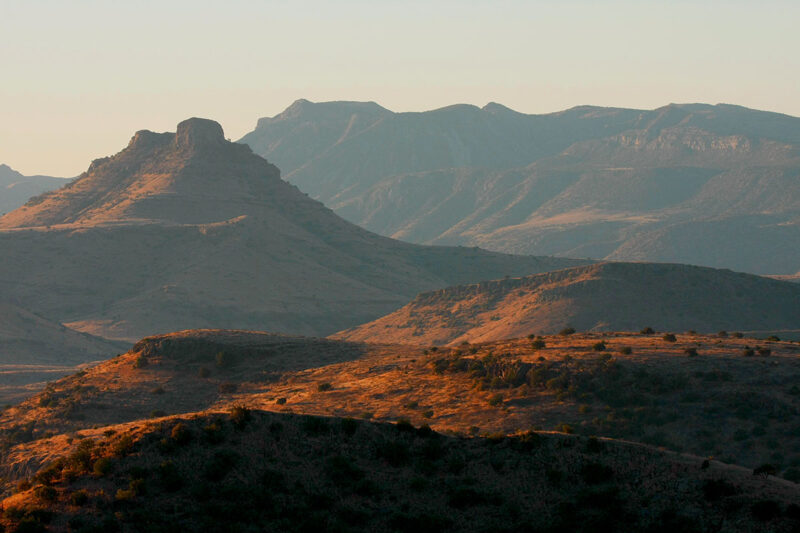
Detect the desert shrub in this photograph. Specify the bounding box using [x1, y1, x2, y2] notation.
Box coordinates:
[751, 500, 782, 521]
[133, 355, 148, 369]
[717, 331, 728, 338]
[531, 339, 546, 350]
[766, 335, 781, 342]
[34, 485, 57, 502]
[16, 479, 32, 493]
[742, 348, 755, 357]
[618, 346, 632, 355]
[33, 459, 64, 485]
[203, 421, 225, 444]
[275, 397, 287, 405]
[403, 400, 419, 409]
[70, 489, 89, 506]
[229, 405, 251, 429]
[757, 347, 772, 356]
[753, 464, 777, 477]
[557, 423, 574, 434]
[395, 419, 415, 433]
[158, 461, 183, 491]
[115, 488, 135, 502]
[317, 382, 333, 392]
[198, 367, 210, 378]
[112, 435, 134, 457]
[93, 457, 114, 477]
[170, 423, 192, 446]
[592, 341, 607, 352]
[641, 327, 654, 334]
[684, 348, 698, 357]
[422, 409, 434, 419]
[204, 450, 240, 482]
[559, 327, 576, 336]
[487, 394, 504, 407]
[586, 436, 604, 453]
[662, 333, 677, 342]
[732, 331, 744, 338]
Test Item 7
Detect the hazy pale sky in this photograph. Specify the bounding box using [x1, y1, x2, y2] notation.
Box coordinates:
[2, 0, 799, 176]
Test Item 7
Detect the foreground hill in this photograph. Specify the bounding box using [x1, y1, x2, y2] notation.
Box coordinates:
[3, 411, 799, 533]
[3, 329, 800, 484]
[0, 165, 67, 216]
[0, 118, 582, 344]
[240, 100, 800, 274]
[334, 262, 800, 345]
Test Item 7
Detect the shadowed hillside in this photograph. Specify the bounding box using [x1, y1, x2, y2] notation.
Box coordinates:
[0, 118, 584, 345]
[240, 100, 800, 274]
[0, 165, 68, 216]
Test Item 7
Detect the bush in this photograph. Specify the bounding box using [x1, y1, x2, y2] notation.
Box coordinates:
[229, 406, 251, 429]
[618, 346, 632, 355]
[218, 382, 237, 393]
[93, 457, 114, 477]
[662, 333, 677, 342]
[717, 331, 728, 338]
[684, 348, 698, 357]
[487, 394, 503, 407]
[592, 342, 606, 352]
[198, 367, 210, 378]
[531, 339, 546, 350]
[275, 397, 287, 405]
[171, 423, 192, 446]
[753, 464, 777, 477]
[70, 490, 89, 506]
[422, 409, 434, 419]
[559, 327, 576, 336]
[112, 435, 134, 457]
[732, 332, 744, 338]
[133, 355, 148, 369]
[317, 382, 333, 392]
[158, 461, 183, 491]
[757, 347, 772, 357]
[641, 327, 654, 334]
[341, 418, 359, 436]
[204, 450, 240, 482]
[34, 485, 57, 502]
[742, 348, 755, 357]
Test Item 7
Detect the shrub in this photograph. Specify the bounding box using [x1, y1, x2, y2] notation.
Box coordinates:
[395, 419, 415, 433]
[753, 464, 777, 478]
[662, 333, 677, 342]
[34, 485, 57, 502]
[586, 436, 604, 453]
[204, 450, 240, 482]
[422, 409, 434, 419]
[115, 488, 135, 502]
[557, 423, 574, 434]
[592, 341, 606, 352]
[203, 421, 225, 444]
[133, 355, 148, 369]
[641, 327, 654, 334]
[229, 406, 251, 429]
[717, 331, 728, 338]
[742, 348, 755, 357]
[198, 367, 210, 378]
[618, 346, 632, 355]
[170, 423, 192, 446]
[757, 347, 772, 357]
[112, 435, 134, 457]
[70, 490, 89, 506]
[317, 382, 333, 392]
[403, 400, 419, 410]
[487, 394, 503, 407]
[158, 461, 183, 491]
[531, 339, 546, 350]
[684, 348, 698, 357]
[559, 327, 576, 336]
[275, 397, 287, 405]
[93, 457, 114, 477]
[732, 331, 744, 338]
[341, 418, 359, 436]
[376, 440, 410, 467]
[766, 335, 780, 342]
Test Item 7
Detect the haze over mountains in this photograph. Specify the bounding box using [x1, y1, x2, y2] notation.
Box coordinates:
[0, 118, 583, 344]
[241, 100, 800, 274]
[0, 165, 67, 215]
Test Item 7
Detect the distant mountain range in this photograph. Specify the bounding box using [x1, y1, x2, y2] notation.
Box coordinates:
[0, 164, 68, 215]
[0, 118, 582, 344]
[240, 100, 800, 275]
[334, 262, 800, 345]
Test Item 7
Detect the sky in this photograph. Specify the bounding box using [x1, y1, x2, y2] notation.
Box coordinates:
[1, 0, 799, 176]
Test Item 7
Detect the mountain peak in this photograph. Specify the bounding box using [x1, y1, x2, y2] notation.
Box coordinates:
[175, 118, 226, 150]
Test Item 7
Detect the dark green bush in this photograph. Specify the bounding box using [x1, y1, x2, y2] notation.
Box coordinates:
[317, 382, 333, 392]
[559, 327, 576, 336]
[618, 346, 632, 355]
[92, 457, 113, 477]
[641, 327, 654, 334]
[662, 333, 677, 342]
[229, 405, 251, 429]
[170, 423, 192, 446]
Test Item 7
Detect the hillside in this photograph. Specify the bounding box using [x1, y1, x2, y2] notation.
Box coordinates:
[0, 165, 68, 216]
[0, 303, 127, 405]
[333, 262, 800, 345]
[3, 411, 799, 533]
[3, 329, 800, 482]
[0, 118, 583, 344]
[240, 100, 800, 274]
